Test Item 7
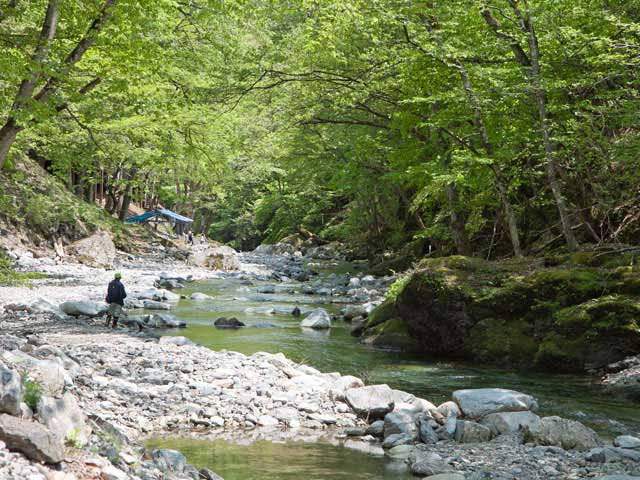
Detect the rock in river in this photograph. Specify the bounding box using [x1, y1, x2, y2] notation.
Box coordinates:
[345, 384, 395, 419]
[300, 308, 332, 329]
[214, 317, 246, 329]
[452, 388, 538, 419]
[151, 448, 186, 473]
[151, 313, 185, 328]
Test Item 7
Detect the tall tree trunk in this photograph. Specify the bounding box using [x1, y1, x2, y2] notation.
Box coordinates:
[0, 0, 59, 170]
[481, 1, 578, 251]
[441, 149, 471, 256]
[524, 15, 579, 251]
[0, 0, 117, 169]
[118, 170, 136, 220]
[456, 62, 523, 258]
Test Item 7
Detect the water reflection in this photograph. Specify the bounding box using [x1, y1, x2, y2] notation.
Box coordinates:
[146, 436, 413, 480]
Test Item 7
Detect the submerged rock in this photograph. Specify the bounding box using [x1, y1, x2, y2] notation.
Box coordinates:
[191, 292, 213, 300]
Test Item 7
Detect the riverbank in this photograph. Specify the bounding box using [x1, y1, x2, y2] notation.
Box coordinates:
[1, 251, 639, 479]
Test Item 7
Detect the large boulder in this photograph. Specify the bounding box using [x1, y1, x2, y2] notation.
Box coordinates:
[68, 230, 116, 268]
[479, 411, 541, 436]
[524, 416, 602, 451]
[189, 246, 240, 271]
[0, 413, 64, 463]
[37, 392, 91, 447]
[30, 298, 69, 321]
[59, 301, 106, 317]
[0, 363, 23, 415]
[300, 309, 332, 329]
[345, 384, 395, 419]
[452, 388, 538, 419]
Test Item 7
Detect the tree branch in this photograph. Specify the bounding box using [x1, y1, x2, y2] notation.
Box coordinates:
[34, 0, 118, 103]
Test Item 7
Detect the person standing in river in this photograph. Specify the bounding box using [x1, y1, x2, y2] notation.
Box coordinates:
[105, 272, 127, 329]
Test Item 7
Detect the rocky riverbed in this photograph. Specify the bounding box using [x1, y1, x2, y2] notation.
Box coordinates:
[1, 246, 639, 480]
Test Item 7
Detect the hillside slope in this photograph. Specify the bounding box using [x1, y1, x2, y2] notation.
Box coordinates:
[0, 157, 156, 256]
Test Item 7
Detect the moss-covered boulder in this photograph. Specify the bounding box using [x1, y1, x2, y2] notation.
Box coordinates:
[360, 256, 640, 372]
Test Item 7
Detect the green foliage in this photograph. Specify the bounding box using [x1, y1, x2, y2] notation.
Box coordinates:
[21, 375, 42, 411]
[385, 276, 411, 301]
[1, 0, 639, 261]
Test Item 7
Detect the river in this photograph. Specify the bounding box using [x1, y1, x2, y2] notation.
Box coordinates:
[150, 254, 639, 479]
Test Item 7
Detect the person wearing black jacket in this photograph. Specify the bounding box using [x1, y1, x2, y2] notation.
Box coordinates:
[105, 272, 127, 328]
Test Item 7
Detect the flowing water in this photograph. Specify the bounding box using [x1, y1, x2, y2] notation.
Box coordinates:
[150, 256, 640, 479]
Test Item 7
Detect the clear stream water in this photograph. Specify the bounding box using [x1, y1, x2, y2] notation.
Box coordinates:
[148, 258, 639, 479]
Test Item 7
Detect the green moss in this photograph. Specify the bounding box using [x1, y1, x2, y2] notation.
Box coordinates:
[466, 318, 538, 364]
[365, 298, 396, 329]
[554, 295, 640, 332]
[571, 250, 599, 266]
[477, 268, 606, 317]
[364, 317, 420, 351]
[534, 333, 585, 368]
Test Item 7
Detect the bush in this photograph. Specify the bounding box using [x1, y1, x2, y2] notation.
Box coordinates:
[22, 375, 42, 411]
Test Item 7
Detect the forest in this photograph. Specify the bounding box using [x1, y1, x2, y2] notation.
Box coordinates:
[1, 0, 639, 260]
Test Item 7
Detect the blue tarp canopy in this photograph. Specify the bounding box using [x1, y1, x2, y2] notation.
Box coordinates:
[125, 208, 193, 224]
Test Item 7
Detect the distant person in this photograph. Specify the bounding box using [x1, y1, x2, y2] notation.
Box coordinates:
[188, 231, 194, 245]
[105, 272, 127, 329]
[200, 232, 206, 244]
